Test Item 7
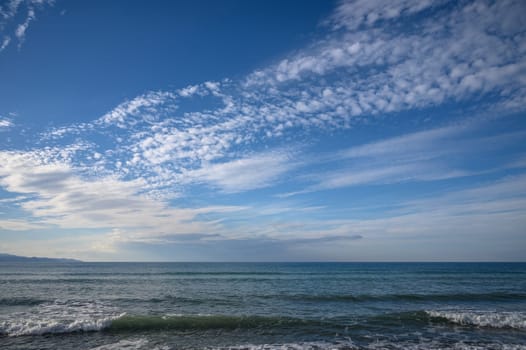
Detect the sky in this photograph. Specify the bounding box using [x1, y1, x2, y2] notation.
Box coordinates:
[0, 0, 525, 262]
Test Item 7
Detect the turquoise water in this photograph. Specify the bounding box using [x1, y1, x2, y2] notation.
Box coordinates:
[1, 262, 525, 349]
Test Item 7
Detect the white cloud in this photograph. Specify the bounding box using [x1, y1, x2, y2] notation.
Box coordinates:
[0, 117, 13, 128]
[275, 174, 526, 260]
[282, 123, 526, 195]
[0, 0, 53, 52]
[338, 125, 464, 160]
[185, 151, 298, 193]
[245, 0, 526, 119]
[178, 84, 200, 97]
[314, 164, 425, 190]
[97, 91, 177, 128]
[35, 1, 525, 203]
[373, 174, 526, 240]
[14, 7, 34, 43]
[0, 219, 43, 231]
[327, 0, 441, 30]
[0, 36, 10, 51]
[204, 81, 221, 94]
[0, 150, 245, 238]
[0, 0, 23, 21]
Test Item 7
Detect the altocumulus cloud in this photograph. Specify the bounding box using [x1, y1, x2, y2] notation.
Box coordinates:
[0, 0, 53, 52]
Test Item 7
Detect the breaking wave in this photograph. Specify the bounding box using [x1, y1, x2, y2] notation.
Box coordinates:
[2, 303, 525, 338]
[0, 300, 124, 336]
[0, 313, 124, 336]
[1, 312, 320, 336]
[426, 310, 526, 329]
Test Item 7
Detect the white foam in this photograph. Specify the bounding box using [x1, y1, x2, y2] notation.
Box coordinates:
[88, 339, 170, 350]
[211, 341, 526, 350]
[0, 300, 125, 336]
[209, 340, 356, 350]
[366, 340, 526, 350]
[0, 313, 123, 336]
[427, 310, 526, 329]
[89, 339, 148, 350]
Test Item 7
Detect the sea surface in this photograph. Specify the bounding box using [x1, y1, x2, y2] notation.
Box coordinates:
[0, 262, 525, 349]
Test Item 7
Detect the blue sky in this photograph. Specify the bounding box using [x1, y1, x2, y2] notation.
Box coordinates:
[0, 0, 525, 261]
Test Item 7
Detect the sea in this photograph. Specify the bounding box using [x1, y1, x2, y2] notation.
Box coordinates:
[0, 262, 525, 349]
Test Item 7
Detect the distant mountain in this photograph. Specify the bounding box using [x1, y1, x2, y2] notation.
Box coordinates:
[0, 253, 81, 263]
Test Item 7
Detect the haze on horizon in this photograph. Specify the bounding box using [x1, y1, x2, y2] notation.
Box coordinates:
[0, 0, 525, 262]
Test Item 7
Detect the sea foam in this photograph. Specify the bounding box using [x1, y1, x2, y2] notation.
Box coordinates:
[209, 340, 526, 350]
[426, 310, 526, 329]
[89, 339, 170, 350]
[0, 300, 124, 336]
[0, 314, 123, 336]
[208, 340, 356, 350]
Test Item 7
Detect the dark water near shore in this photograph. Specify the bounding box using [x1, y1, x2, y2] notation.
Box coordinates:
[1, 262, 525, 349]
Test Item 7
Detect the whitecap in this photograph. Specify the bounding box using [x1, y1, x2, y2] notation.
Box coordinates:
[0, 300, 125, 336]
[426, 310, 526, 329]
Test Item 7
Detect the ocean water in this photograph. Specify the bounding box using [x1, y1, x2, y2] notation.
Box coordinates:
[0, 262, 525, 349]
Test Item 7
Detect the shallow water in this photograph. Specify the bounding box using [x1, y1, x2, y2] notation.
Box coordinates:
[1, 262, 525, 349]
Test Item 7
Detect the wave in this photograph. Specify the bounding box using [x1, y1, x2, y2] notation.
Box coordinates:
[61, 271, 289, 276]
[82, 338, 362, 349]
[88, 338, 170, 350]
[363, 310, 526, 331]
[207, 341, 357, 350]
[87, 339, 526, 350]
[274, 292, 526, 303]
[86, 338, 526, 350]
[0, 313, 125, 336]
[0, 300, 124, 337]
[4, 277, 291, 284]
[107, 292, 526, 305]
[87, 338, 526, 350]
[89, 339, 150, 350]
[4, 310, 526, 337]
[0, 297, 48, 306]
[211, 342, 526, 350]
[108, 296, 203, 305]
[0, 313, 320, 336]
[426, 310, 526, 329]
[109, 314, 318, 331]
[3, 307, 525, 337]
